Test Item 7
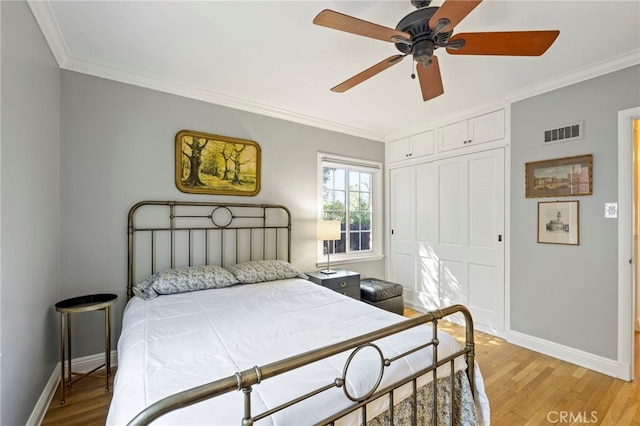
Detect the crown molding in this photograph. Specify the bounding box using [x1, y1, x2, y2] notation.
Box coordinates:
[388, 49, 640, 141]
[68, 57, 387, 142]
[26, 1, 385, 142]
[27, 1, 68, 67]
[28, 0, 639, 143]
[503, 49, 640, 104]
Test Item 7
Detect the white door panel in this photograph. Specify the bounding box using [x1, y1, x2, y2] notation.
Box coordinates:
[468, 155, 498, 249]
[468, 263, 497, 311]
[439, 258, 467, 306]
[390, 167, 415, 245]
[416, 163, 437, 244]
[390, 167, 417, 295]
[416, 255, 440, 309]
[391, 252, 417, 298]
[438, 161, 466, 247]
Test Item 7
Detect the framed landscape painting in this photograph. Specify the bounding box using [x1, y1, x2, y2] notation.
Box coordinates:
[176, 130, 261, 196]
[525, 154, 592, 198]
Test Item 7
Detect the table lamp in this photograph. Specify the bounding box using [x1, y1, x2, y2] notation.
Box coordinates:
[317, 220, 341, 274]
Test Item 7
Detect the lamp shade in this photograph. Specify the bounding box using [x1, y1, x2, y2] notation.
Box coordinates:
[317, 220, 341, 241]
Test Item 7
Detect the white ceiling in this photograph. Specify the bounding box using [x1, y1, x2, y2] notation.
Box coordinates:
[29, 0, 640, 141]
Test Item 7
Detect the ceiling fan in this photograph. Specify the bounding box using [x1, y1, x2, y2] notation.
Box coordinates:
[313, 0, 559, 101]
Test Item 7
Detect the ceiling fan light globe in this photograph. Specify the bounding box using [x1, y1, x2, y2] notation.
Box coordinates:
[412, 39, 434, 63]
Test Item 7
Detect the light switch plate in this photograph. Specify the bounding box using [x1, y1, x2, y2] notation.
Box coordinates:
[605, 202, 618, 218]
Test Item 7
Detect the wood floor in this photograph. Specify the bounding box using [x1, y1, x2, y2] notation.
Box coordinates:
[42, 308, 640, 425]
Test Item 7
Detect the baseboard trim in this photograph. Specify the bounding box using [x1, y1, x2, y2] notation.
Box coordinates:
[404, 301, 507, 339]
[26, 365, 60, 426]
[507, 330, 619, 379]
[27, 351, 118, 426]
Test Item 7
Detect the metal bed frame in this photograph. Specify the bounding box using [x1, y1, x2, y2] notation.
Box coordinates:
[127, 200, 292, 300]
[124, 200, 477, 426]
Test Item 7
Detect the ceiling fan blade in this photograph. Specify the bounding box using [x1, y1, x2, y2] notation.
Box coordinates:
[416, 56, 445, 101]
[446, 31, 560, 56]
[429, 0, 482, 33]
[331, 55, 405, 93]
[314, 9, 411, 43]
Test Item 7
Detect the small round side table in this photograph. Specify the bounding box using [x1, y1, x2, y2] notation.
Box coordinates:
[55, 293, 117, 404]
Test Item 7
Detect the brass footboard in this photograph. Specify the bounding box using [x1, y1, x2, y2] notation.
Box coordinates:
[127, 304, 475, 426]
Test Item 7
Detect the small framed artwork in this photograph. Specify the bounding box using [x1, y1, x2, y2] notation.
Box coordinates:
[525, 154, 592, 198]
[537, 200, 579, 245]
[176, 130, 261, 196]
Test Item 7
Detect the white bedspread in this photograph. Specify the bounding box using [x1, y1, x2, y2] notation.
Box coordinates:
[107, 278, 489, 425]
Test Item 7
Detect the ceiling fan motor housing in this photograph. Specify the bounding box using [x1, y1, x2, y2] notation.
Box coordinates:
[410, 0, 433, 8]
[394, 7, 452, 62]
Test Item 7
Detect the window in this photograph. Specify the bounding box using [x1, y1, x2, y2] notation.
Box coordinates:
[317, 153, 382, 265]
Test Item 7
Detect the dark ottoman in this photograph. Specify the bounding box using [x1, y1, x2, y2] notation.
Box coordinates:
[360, 278, 404, 315]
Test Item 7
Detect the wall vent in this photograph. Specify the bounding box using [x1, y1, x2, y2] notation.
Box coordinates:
[542, 121, 584, 145]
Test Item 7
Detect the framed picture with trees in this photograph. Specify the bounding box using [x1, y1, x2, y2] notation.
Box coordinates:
[176, 130, 261, 196]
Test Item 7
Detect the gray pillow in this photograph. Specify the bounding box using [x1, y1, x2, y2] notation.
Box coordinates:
[132, 265, 239, 301]
[227, 260, 308, 284]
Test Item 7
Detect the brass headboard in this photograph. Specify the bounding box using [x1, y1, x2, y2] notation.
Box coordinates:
[127, 201, 292, 299]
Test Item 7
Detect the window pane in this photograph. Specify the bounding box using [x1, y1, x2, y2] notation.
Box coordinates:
[349, 190, 360, 211]
[323, 167, 335, 189]
[324, 190, 345, 219]
[349, 171, 360, 191]
[361, 231, 371, 250]
[360, 173, 371, 191]
[360, 212, 371, 230]
[350, 232, 360, 251]
[333, 232, 346, 254]
[320, 158, 378, 259]
[334, 169, 346, 190]
[322, 189, 334, 204]
[360, 193, 371, 211]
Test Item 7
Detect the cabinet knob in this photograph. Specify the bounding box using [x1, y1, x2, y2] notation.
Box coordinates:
[339, 282, 347, 287]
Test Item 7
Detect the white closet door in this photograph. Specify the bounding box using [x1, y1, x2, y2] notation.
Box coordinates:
[467, 149, 505, 330]
[415, 148, 505, 330]
[389, 166, 417, 301]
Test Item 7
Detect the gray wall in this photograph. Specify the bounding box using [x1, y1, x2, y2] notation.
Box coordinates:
[0, 1, 61, 425]
[59, 70, 386, 358]
[510, 65, 640, 358]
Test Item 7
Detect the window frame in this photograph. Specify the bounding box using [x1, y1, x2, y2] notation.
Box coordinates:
[317, 153, 383, 266]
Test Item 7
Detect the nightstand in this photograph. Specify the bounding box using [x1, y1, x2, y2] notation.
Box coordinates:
[306, 270, 360, 300]
[55, 293, 117, 404]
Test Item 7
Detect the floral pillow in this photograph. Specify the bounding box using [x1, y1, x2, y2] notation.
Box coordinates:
[132, 265, 239, 301]
[227, 260, 308, 284]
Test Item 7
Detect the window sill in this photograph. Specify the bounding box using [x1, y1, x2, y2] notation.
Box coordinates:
[316, 254, 385, 268]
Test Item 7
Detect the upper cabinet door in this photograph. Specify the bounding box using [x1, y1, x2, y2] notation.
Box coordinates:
[469, 110, 505, 145]
[410, 130, 435, 159]
[388, 130, 435, 163]
[438, 109, 505, 152]
[438, 120, 469, 152]
[388, 137, 411, 163]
